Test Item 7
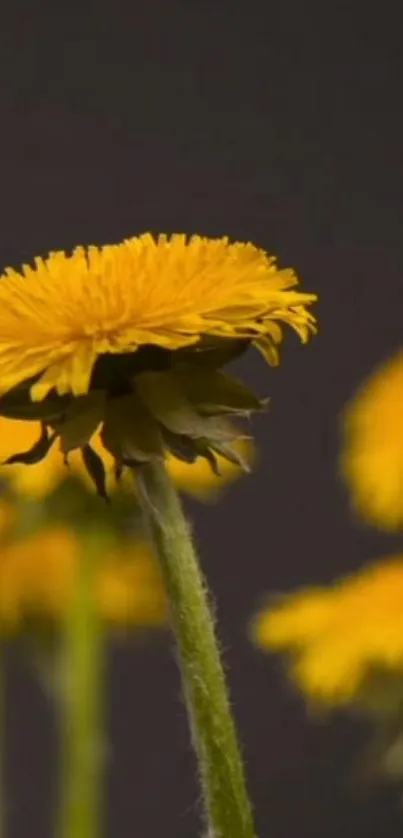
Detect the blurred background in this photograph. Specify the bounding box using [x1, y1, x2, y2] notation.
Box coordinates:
[1, 2, 402, 836]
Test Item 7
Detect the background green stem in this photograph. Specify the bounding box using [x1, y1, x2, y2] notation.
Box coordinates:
[58, 531, 104, 838]
[134, 460, 256, 838]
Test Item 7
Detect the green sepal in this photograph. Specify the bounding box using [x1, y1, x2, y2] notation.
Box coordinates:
[160, 428, 201, 464]
[134, 371, 208, 437]
[208, 440, 251, 472]
[81, 444, 109, 501]
[134, 371, 249, 441]
[2, 423, 57, 465]
[101, 393, 164, 466]
[160, 425, 249, 476]
[52, 392, 106, 454]
[176, 337, 248, 369]
[194, 443, 221, 476]
[133, 370, 253, 478]
[0, 380, 70, 421]
[176, 366, 266, 416]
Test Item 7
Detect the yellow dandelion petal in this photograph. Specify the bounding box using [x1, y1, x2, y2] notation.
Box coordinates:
[0, 234, 317, 401]
[254, 558, 403, 707]
[341, 350, 403, 531]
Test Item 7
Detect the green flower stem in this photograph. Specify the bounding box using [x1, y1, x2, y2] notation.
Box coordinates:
[58, 531, 104, 838]
[134, 460, 256, 838]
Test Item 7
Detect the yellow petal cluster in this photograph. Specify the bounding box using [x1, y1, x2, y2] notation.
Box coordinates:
[0, 234, 317, 401]
[254, 558, 403, 706]
[340, 350, 403, 531]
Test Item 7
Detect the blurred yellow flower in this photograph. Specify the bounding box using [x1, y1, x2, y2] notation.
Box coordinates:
[253, 558, 403, 707]
[340, 350, 403, 531]
[0, 416, 253, 499]
[0, 511, 166, 632]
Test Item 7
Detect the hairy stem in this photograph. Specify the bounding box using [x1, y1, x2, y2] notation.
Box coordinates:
[134, 459, 255, 838]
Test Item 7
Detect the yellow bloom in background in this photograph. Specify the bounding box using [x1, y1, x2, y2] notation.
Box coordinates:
[0, 416, 253, 498]
[0, 512, 166, 632]
[340, 350, 403, 531]
[253, 558, 403, 707]
[0, 234, 315, 494]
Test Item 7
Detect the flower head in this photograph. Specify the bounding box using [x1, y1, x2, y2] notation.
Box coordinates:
[253, 558, 403, 708]
[0, 507, 166, 632]
[0, 234, 316, 492]
[340, 350, 403, 531]
[0, 234, 316, 400]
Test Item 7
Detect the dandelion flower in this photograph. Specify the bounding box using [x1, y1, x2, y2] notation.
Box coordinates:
[253, 558, 403, 707]
[0, 234, 316, 493]
[0, 509, 166, 632]
[340, 350, 403, 531]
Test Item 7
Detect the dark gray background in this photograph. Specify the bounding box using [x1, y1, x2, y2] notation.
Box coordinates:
[1, 2, 403, 836]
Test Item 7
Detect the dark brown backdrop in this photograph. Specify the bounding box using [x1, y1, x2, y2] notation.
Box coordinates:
[1, 3, 403, 836]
